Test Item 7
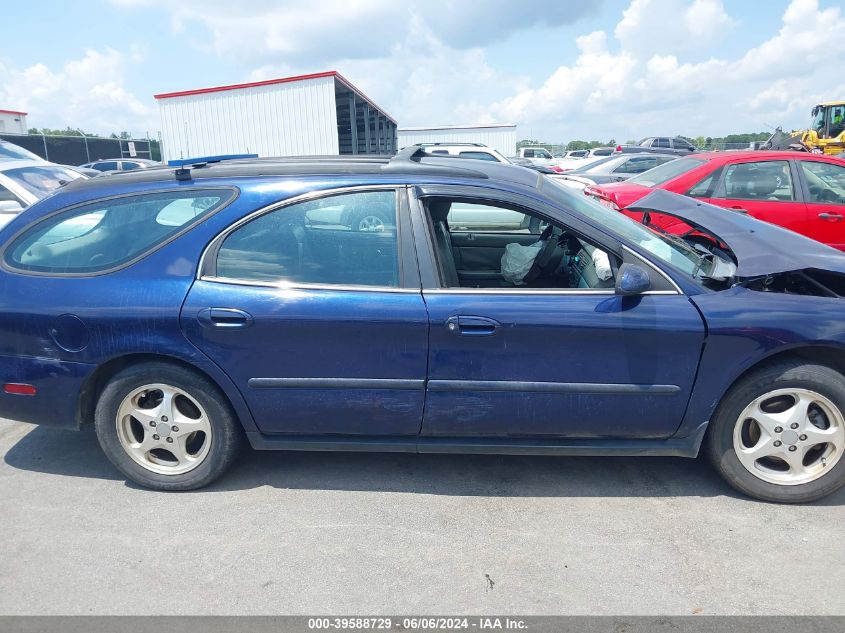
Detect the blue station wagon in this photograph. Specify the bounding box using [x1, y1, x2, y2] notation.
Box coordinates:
[2, 149, 845, 502]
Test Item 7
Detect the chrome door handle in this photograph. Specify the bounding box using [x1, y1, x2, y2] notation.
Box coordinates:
[446, 315, 501, 336]
[818, 212, 843, 221]
[197, 308, 254, 328]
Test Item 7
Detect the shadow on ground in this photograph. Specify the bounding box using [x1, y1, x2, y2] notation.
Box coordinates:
[5, 425, 845, 504]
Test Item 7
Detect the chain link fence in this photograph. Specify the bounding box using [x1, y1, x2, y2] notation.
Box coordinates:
[0, 133, 158, 165]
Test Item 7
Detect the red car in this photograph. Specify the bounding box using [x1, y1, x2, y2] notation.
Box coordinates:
[584, 151, 845, 250]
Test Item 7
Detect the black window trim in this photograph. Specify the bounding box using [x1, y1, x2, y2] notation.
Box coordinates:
[0, 186, 239, 278]
[199, 185, 420, 293]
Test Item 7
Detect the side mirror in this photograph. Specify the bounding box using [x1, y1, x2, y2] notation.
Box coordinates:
[615, 263, 651, 296]
[0, 200, 24, 213]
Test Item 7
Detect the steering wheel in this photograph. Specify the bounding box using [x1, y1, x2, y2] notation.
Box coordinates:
[819, 188, 840, 203]
[523, 225, 561, 284]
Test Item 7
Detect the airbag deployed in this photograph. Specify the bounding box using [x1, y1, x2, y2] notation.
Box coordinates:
[501, 241, 543, 285]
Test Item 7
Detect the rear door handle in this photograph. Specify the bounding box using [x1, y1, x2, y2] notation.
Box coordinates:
[197, 308, 254, 328]
[819, 212, 843, 221]
[446, 315, 501, 336]
[729, 206, 749, 214]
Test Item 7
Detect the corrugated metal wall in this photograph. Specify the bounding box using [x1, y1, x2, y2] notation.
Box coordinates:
[158, 76, 339, 161]
[398, 125, 517, 157]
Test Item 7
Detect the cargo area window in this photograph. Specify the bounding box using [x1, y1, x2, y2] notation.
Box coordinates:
[4, 189, 232, 274]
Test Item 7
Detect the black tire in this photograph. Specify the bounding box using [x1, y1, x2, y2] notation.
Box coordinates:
[704, 360, 845, 503]
[94, 362, 243, 490]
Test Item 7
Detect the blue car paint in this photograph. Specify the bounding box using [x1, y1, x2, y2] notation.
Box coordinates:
[0, 166, 843, 457]
[420, 292, 704, 438]
[181, 281, 429, 435]
[674, 286, 845, 437]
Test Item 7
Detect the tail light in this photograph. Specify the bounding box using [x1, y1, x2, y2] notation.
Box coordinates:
[584, 186, 621, 211]
[4, 383, 36, 396]
[615, 145, 623, 152]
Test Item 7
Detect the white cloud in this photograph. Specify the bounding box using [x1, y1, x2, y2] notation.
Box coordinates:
[0, 48, 156, 137]
[12, 0, 843, 144]
[111, 0, 599, 65]
[491, 0, 845, 141]
[615, 0, 736, 56]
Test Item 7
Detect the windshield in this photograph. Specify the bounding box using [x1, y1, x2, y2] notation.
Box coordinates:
[544, 178, 709, 278]
[0, 142, 43, 162]
[5, 165, 83, 198]
[627, 157, 705, 187]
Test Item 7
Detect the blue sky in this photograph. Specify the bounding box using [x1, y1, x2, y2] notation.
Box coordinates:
[1, 0, 843, 142]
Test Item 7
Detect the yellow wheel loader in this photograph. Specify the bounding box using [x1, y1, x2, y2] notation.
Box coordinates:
[761, 102, 845, 155]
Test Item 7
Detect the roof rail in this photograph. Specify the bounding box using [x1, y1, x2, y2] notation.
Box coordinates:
[389, 145, 428, 164]
[167, 153, 259, 168]
[417, 142, 486, 147]
[168, 153, 259, 180]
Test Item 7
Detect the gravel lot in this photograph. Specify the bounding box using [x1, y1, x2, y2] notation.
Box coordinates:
[1, 418, 843, 615]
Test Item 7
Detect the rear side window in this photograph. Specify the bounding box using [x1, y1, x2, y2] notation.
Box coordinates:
[215, 190, 399, 287]
[5, 189, 232, 274]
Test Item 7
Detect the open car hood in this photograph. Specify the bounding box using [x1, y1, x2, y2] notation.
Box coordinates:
[627, 189, 845, 278]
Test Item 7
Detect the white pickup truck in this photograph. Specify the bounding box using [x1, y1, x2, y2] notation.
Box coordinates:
[515, 147, 558, 166]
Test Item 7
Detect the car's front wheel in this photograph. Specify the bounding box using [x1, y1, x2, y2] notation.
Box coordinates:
[705, 360, 845, 503]
[94, 362, 243, 490]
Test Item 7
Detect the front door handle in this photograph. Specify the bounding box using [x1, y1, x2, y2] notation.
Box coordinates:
[197, 308, 254, 328]
[446, 315, 501, 336]
[819, 212, 843, 221]
[729, 206, 749, 214]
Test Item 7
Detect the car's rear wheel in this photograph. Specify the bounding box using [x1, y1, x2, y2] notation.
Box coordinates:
[94, 362, 242, 490]
[705, 361, 845, 503]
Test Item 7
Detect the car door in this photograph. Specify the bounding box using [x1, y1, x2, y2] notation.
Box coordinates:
[180, 187, 429, 436]
[410, 185, 706, 439]
[796, 159, 845, 250]
[707, 159, 810, 237]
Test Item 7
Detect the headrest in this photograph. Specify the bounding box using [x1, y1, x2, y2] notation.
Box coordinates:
[428, 199, 452, 222]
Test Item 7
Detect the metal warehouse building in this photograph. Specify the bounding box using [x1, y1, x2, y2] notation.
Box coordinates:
[398, 123, 517, 157]
[0, 109, 28, 135]
[155, 71, 397, 162]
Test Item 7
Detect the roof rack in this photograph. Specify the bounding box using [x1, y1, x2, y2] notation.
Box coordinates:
[167, 153, 259, 180]
[416, 142, 486, 147]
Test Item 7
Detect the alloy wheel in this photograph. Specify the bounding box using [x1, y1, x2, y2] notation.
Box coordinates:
[115, 383, 213, 476]
[733, 388, 845, 485]
[357, 215, 385, 232]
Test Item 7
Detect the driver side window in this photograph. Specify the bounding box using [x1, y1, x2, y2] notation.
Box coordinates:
[426, 198, 616, 290]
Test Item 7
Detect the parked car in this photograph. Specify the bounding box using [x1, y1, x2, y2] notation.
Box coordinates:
[0, 139, 46, 163]
[0, 159, 85, 225]
[405, 143, 509, 164]
[564, 150, 589, 159]
[615, 137, 697, 155]
[69, 166, 103, 178]
[584, 151, 845, 250]
[588, 147, 616, 157]
[553, 153, 679, 189]
[80, 158, 160, 173]
[3, 151, 845, 502]
[514, 146, 560, 167]
[551, 154, 612, 173]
